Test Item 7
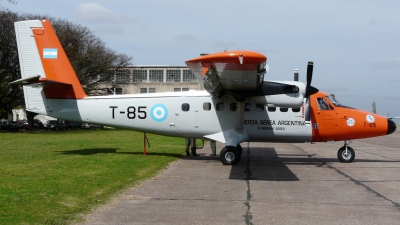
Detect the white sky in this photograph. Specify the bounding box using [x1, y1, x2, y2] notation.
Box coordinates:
[4, 0, 400, 119]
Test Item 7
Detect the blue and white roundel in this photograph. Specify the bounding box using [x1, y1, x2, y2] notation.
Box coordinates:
[151, 104, 168, 122]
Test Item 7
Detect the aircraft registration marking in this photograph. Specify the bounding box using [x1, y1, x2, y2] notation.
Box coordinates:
[364, 122, 377, 128]
[109, 106, 147, 119]
[109, 104, 168, 122]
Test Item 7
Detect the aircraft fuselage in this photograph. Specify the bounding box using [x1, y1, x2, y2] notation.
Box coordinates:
[39, 90, 394, 147]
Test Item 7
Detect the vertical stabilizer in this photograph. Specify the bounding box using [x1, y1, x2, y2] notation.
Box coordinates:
[14, 19, 87, 114]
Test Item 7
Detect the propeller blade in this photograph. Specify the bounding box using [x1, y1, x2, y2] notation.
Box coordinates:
[305, 61, 315, 124]
[305, 97, 311, 122]
[306, 61, 313, 87]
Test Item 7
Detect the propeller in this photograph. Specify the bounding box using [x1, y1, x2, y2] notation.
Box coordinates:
[307, 61, 313, 86]
[305, 61, 319, 97]
[304, 61, 319, 123]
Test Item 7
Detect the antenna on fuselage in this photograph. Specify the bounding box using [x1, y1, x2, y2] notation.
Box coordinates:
[294, 69, 299, 81]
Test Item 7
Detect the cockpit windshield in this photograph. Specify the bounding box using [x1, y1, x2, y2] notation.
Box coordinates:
[326, 95, 341, 106]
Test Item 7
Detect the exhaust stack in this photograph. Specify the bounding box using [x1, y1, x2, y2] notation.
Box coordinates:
[294, 69, 299, 81]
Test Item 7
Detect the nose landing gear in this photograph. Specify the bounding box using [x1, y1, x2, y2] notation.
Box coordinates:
[337, 140, 355, 163]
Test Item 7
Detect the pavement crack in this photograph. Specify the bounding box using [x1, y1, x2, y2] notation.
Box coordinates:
[331, 167, 400, 210]
[355, 148, 397, 161]
[293, 144, 400, 211]
[243, 142, 253, 225]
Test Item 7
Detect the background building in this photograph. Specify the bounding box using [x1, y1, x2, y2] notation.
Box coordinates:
[96, 66, 203, 95]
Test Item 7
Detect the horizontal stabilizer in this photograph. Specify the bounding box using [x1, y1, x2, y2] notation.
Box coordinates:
[11, 74, 77, 99]
[10, 75, 73, 88]
[10, 75, 41, 85]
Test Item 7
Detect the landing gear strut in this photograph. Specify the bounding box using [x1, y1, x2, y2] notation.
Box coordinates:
[337, 140, 355, 163]
[220, 145, 242, 165]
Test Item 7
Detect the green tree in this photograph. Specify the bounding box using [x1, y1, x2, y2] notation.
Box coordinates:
[0, 10, 23, 119]
[50, 18, 132, 94]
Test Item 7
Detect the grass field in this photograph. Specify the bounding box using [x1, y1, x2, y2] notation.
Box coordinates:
[0, 129, 187, 225]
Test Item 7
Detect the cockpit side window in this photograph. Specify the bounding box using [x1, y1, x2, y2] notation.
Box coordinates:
[326, 95, 341, 106]
[317, 97, 330, 110]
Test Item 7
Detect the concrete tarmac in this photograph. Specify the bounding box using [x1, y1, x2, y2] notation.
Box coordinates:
[81, 131, 400, 225]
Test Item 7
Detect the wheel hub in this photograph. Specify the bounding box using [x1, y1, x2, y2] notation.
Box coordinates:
[225, 152, 235, 162]
[342, 149, 352, 160]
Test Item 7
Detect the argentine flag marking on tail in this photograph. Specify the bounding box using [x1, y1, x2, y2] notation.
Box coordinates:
[43, 48, 58, 59]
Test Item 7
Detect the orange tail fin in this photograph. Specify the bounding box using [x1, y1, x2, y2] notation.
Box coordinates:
[14, 19, 87, 99]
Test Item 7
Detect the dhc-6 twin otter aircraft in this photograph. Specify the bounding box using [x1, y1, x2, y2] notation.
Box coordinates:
[12, 19, 397, 165]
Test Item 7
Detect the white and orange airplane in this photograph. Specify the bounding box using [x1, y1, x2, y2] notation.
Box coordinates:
[12, 19, 397, 165]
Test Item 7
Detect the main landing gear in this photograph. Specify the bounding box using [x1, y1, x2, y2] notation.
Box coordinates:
[220, 144, 243, 165]
[337, 140, 355, 163]
[220, 141, 356, 164]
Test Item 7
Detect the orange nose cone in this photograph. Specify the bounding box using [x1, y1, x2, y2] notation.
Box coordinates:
[387, 119, 397, 135]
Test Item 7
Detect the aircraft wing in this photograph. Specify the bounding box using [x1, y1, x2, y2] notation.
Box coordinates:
[185, 50, 267, 97]
[186, 50, 310, 135]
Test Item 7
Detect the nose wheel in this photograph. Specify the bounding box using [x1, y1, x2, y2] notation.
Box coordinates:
[337, 141, 355, 163]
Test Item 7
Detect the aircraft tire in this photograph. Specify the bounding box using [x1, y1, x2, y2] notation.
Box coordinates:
[236, 144, 243, 156]
[220, 146, 241, 165]
[337, 146, 355, 163]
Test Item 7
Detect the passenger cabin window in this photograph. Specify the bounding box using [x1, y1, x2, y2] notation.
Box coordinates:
[203, 102, 211, 111]
[317, 98, 329, 110]
[216, 103, 224, 111]
[292, 108, 301, 112]
[280, 107, 288, 112]
[230, 103, 236, 111]
[182, 103, 190, 111]
[245, 103, 251, 112]
[255, 104, 264, 112]
[267, 106, 276, 112]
